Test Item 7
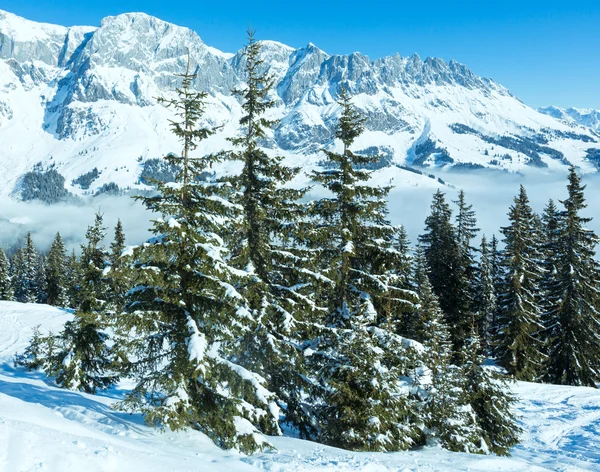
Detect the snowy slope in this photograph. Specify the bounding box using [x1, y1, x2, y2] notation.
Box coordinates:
[539, 106, 600, 133]
[1, 301, 599, 471]
[1, 9, 600, 199]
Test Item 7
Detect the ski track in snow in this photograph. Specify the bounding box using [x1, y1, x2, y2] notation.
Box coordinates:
[0, 300, 599, 472]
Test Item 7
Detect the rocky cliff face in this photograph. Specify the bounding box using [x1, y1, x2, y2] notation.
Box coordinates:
[0, 8, 599, 198]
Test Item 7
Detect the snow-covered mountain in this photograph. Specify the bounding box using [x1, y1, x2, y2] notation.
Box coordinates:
[538, 106, 600, 133]
[1, 8, 600, 199]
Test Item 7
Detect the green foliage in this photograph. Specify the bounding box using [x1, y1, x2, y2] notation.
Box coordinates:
[45, 232, 68, 307]
[495, 186, 545, 381]
[461, 331, 521, 455]
[474, 235, 497, 351]
[11, 233, 40, 303]
[113, 54, 280, 454]
[308, 87, 420, 451]
[20, 167, 73, 203]
[420, 284, 484, 453]
[48, 312, 117, 393]
[0, 248, 14, 301]
[226, 30, 316, 437]
[419, 190, 474, 355]
[542, 167, 600, 386]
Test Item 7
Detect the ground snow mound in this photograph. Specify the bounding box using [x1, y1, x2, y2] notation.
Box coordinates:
[0, 300, 599, 471]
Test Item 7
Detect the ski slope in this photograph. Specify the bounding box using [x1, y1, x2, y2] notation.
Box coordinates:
[0, 301, 599, 471]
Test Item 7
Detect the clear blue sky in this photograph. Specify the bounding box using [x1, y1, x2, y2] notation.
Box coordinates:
[4, 0, 600, 109]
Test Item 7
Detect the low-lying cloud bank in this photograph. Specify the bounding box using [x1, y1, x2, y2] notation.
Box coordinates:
[1, 168, 599, 254]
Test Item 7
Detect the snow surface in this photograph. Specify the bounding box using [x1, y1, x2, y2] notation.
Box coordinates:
[1, 301, 599, 471]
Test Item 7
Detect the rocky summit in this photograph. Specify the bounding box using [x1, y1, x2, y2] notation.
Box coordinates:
[0, 8, 599, 198]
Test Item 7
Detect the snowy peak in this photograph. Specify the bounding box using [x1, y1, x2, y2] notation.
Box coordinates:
[0, 8, 600, 199]
[539, 106, 600, 132]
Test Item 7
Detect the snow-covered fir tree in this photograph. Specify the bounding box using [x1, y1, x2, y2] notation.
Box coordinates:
[460, 330, 521, 455]
[487, 234, 503, 341]
[376, 225, 419, 334]
[13, 233, 39, 303]
[419, 277, 485, 453]
[114, 56, 280, 453]
[109, 219, 126, 265]
[45, 232, 68, 307]
[65, 249, 82, 308]
[226, 30, 316, 436]
[106, 219, 129, 313]
[41, 214, 116, 393]
[35, 253, 47, 304]
[419, 190, 473, 355]
[308, 87, 421, 451]
[0, 248, 14, 301]
[473, 235, 497, 351]
[542, 167, 600, 386]
[495, 185, 545, 381]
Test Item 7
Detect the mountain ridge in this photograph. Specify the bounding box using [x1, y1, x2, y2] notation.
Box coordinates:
[0, 8, 599, 199]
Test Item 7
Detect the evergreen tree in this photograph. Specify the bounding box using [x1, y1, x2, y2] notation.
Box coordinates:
[10, 249, 25, 301]
[11, 233, 40, 303]
[419, 190, 472, 354]
[495, 185, 545, 380]
[45, 233, 68, 307]
[420, 280, 484, 453]
[39, 214, 116, 394]
[0, 248, 14, 301]
[461, 330, 521, 455]
[65, 250, 82, 308]
[45, 312, 115, 393]
[378, 225, 419, 334]
[35, 253, 47, 304]
[308, 87, 420, 451]
[488, 234, 503, 340]
[114, 55, 280, 453]
[454, 189, 479, 256]
[109, 219, 126, 265]
[227, 30, 315, 436]
[542, 168, 600, 386]
[474, 235, 497, 351]
[107, 219, 128, 312]
[79, 213, 108, 312]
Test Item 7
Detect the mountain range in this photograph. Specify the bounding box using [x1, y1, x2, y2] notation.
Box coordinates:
[1, 8, 599, 199]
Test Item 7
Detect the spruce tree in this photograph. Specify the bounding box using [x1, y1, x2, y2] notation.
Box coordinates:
[35, 253, 47, 304]
[488, 234, 503, 340]
[308, 87, 420, 451]
[41, 213, 116, 393]
[419, 190, 472, 354]
[0, 248, 14, 301]
[420, 279, 484, 453]
[461, 330, 521, 455]
[109, 219, 126, 265]
[107, 219, 128, 312]
[114, 55, 279, 453]
[79, 213, 108, 312]
[14, 233, 39, 303]
[542, 168, 600, 386]
[495, 185, 545, 380]
[65, 250, 82, 308]
[474, 235, 497, 351]
[45, 233, 68, 307]
[378, 225, 419, 334]
[227, 30, 315, 436]
[10, 249, 25, 301]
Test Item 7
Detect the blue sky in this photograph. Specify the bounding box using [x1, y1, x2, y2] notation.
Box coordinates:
[4, 0, 600, 109]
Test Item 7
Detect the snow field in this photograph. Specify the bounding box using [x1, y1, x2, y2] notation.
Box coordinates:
[1, 301, 599, 471]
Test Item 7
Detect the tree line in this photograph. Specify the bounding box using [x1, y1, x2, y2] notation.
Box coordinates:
[8, 32, 600, 456]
